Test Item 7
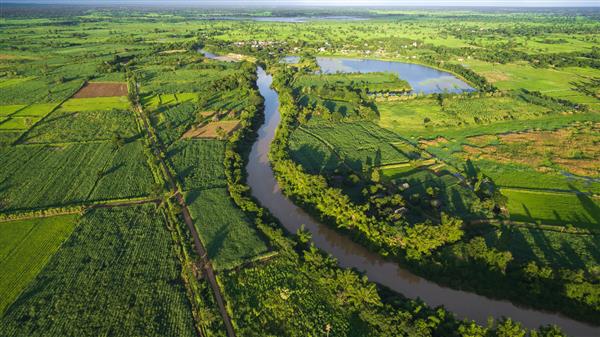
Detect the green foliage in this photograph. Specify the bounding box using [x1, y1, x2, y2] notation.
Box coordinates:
[0, 214, 80, 315]
[186, 188, 268, 270]
[167, 139, 227, 191]
[0, 141, 154, 211]
[22, 109, 139, 144]
[0, 206, 197, 337]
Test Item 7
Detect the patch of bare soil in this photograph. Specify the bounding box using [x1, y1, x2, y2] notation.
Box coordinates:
[73, 82, 127, 98]
[419, 136, 448, 147]
[182, 120, 240, 139]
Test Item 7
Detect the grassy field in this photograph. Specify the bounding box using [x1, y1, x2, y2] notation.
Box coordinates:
[464, 60, 600, 106]
[503, 188, 600, 229]
[291, 119, 412, 173]
[378, 92, 564, 136]
[0, 141, 154, 211]
[60, 97, 131, 112]
[186, 188, 268, 270]
[22, 109, 139, 144]
[0, 206, 196, 337]
[0, 214, 80, 315]
[167, 139, 227, 191]
[483, 226, 600, 271]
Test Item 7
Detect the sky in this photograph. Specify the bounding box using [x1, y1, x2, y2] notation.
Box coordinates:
[4, 0, 599, 7]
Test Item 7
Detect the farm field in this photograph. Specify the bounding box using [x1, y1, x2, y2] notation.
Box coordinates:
[186, 188, 268, 271]
[0, 214, 80, 315]
[0, 141, 155, 211]
[502, 188, 600, 229]
[167, 139, 227, 191]
[1, 4, 600, 336]
[0, 206, 197, 337]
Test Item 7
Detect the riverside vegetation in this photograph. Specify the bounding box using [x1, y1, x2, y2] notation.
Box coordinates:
[1, 4, 599, 336]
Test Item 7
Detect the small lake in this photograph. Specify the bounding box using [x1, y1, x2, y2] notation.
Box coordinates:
[316, 57, 475, 94]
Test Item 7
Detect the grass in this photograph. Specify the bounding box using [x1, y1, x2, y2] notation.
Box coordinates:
[0, 141, 154, 211]
[502, 188, 600, 229]
[12, 103, 58, 117]
[59, 96, 130, 112]
[377, 93, 560, 136]
[0, 205, 196, 337]
[464, 60, 600, 106]
[0, 117, 40, 130]
[167, 139, 227, 191]
[0, 105, 26, 117]
[141, 92, 197, 109]
[186, 188, 268, 270]
[292, 119, 411, 173]
[0, 214, 80, 315]
[22, 109, 139, 144]
[483, 226, 600, 271]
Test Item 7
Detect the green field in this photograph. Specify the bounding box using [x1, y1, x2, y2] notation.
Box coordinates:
[291, 119, 412, 173]
[503, 188, 600, 229]
[23, 109, 139, 144]
[0, 214, 80, 315]
[0, 141, 154, 211]
[378, 92, 564, 136]
[59, 97, 131, 112]
[167, 139, 227, 190]
[0, 206, 196, 337]
[186, 188, 268, 270]
[483, 226, 600, 271]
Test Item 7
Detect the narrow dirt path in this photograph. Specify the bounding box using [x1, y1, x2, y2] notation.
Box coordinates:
[133, 101, 236, 337]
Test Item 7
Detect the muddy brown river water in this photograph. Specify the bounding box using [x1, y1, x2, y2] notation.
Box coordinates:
[245, 66, 599, 336]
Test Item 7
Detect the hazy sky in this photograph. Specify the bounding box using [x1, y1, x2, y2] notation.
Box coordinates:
[6, 0, 600, 6]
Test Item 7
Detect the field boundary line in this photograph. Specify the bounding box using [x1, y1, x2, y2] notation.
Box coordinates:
[132, 84, 237, 337]
[12, 80, 86, 145]
[500, 186, 599, 198]
[469, 219, 599, 236]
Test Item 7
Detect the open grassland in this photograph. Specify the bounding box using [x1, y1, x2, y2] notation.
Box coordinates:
[22, 109, 139, 144]
[186, 188, 268, 271]
[0, 206, 196, 337]
[502, 188, 600, 229]
[0, 214, 80, 315]
[378, 92, 565, 135]
[295, 72, 411, 93]
[483, 226, 600, 271]
[0, 141, 154, 211]
[464, 60, 600, 106]
[461, 122, 600, 178]
[167, 139, 227, 191]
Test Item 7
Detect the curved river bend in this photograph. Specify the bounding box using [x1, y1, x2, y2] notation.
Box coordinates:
[244, 66, 599, 336]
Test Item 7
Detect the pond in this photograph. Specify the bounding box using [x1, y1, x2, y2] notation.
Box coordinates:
[316, 57, 475, 94]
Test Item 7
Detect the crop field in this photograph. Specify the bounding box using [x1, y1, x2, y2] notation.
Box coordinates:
[72, 82, 128, 98]
[0, 141, 154, 211]
[464, 60, 600, 107]
[483, 226, 600, 271]
[141, 92, 197, 109]
[59, 96, 131, 112]
[377, 92, 564, 136]
[0, 214, 80, 315]
[167, 139, 227, 190]
[291, 119, 411, 173]
[152, 102, 197, 146]
[11, 103, 57, 117]
[295, 72, 412, 93]
[186, 188, 268, 270]
[182, 120, 241, 139]
[22, 109, 139, 143]
[502, 188, 600, 229]
[0, 206, 197, 337]
[0, 105, 26, 116]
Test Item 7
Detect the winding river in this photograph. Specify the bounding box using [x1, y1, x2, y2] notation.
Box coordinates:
[245, 66, 599, 336]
